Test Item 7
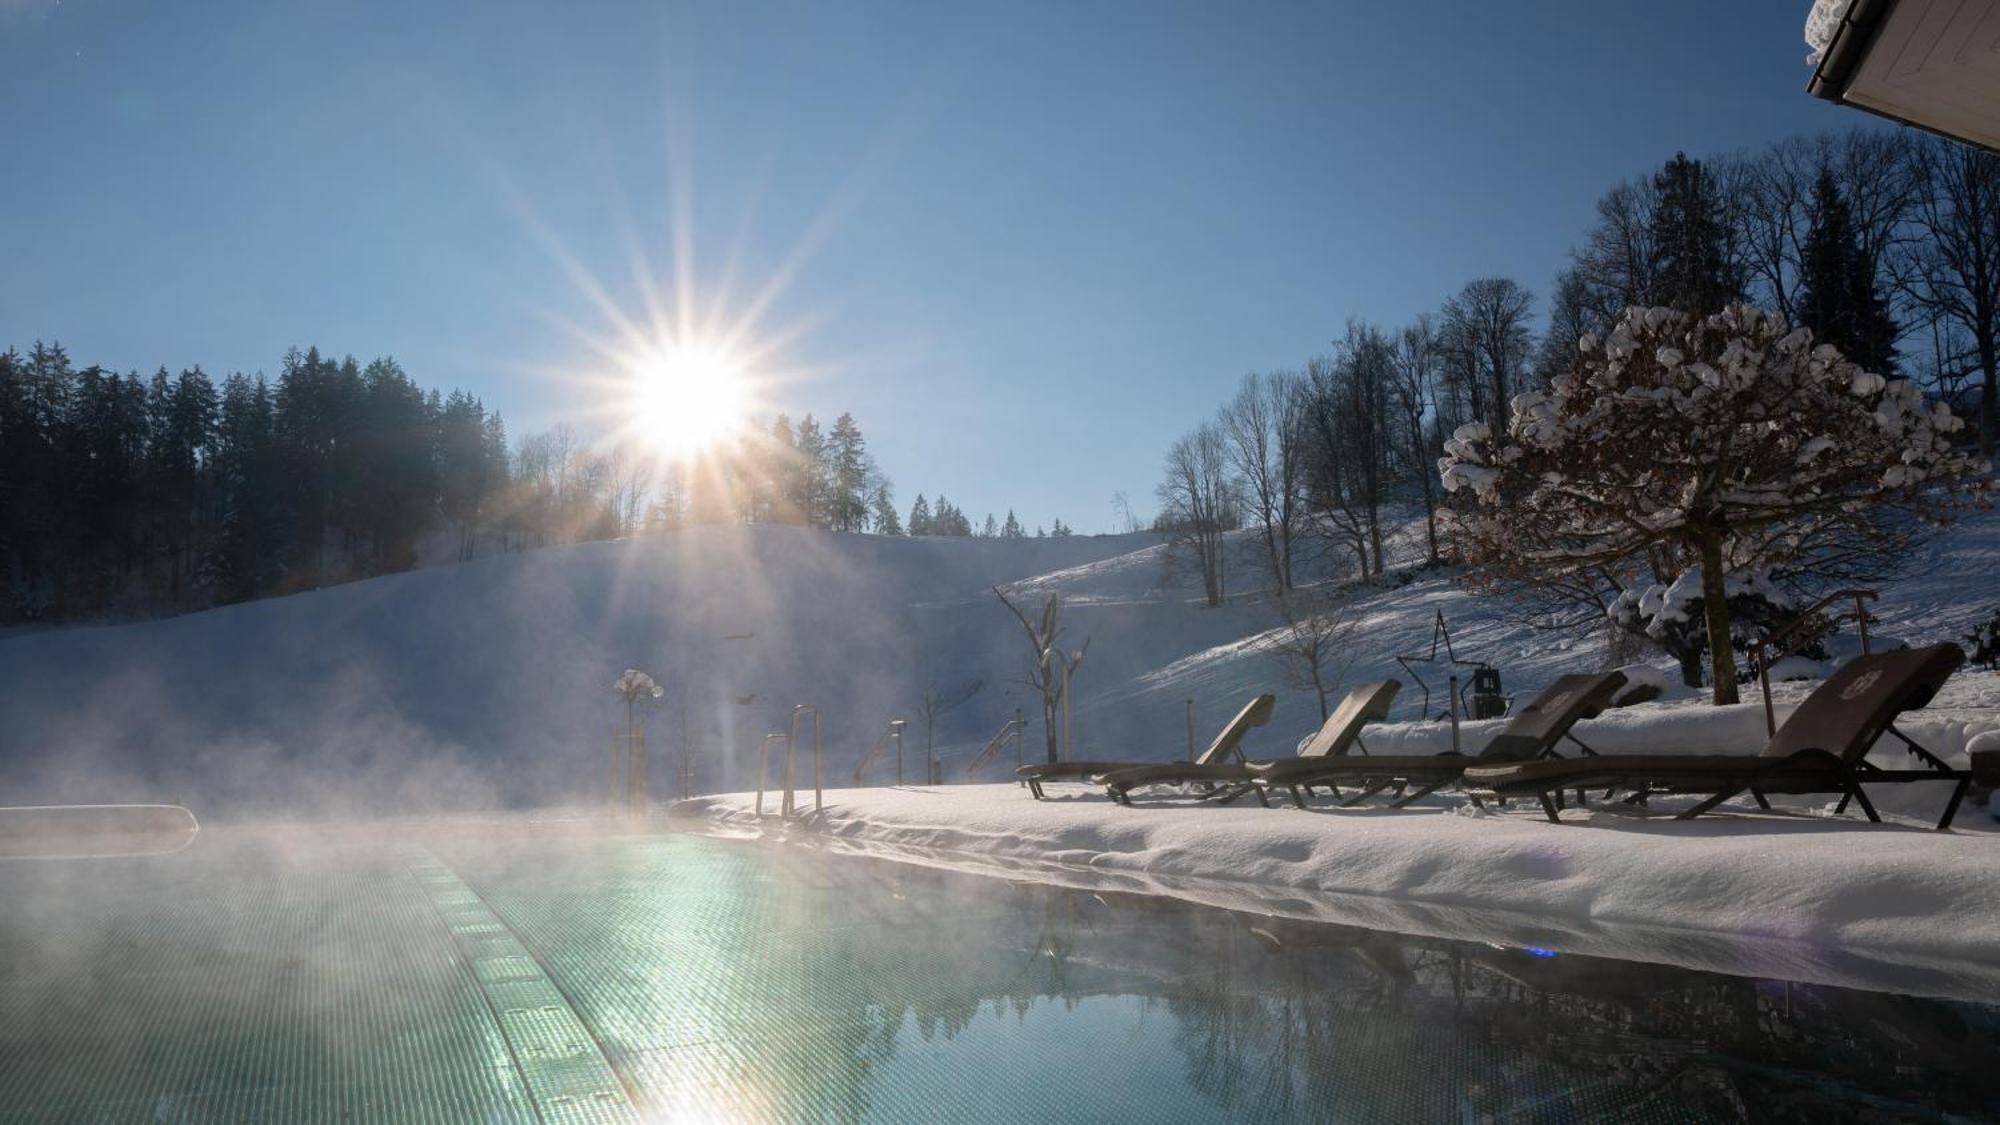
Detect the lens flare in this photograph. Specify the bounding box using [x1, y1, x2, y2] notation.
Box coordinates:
[625, 338, 752, 459]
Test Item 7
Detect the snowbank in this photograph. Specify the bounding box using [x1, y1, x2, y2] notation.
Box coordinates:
[673, 780, 2000, 1003]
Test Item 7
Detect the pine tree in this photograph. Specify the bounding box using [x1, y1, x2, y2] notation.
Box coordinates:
[1798, 169, 1897, 376]
[827, 412, 870, 532]
[981, 513, 997, 537]
[1002, 509, 1023, 539]
[870, 482, 902, 534]
[931, 495, 971, 536]
[1051, 518, 1072, 538]
[908, 493, 931, 536]
[790, 414, 827, 527]
[1649, 153, 1741, 315]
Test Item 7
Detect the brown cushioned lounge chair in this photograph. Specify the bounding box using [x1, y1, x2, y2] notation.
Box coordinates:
[1245, 670, 1629, 810]
[1097, 681, 1402, 807]
[1463, 644, 1971, 830]
[1018, 693, 1276, 799]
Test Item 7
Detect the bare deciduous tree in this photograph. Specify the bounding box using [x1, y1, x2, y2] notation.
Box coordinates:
[1156, 423, 1233, 607]
[1219, 371, 1306, 593]
[1263, 587, 1358, 720]
[1440, 278, 1536, 427]
[994, 587, 1090, 764]
[1303, 323, 1394, 578]
[1390, 316, 1445, 563]
[914, 678, 983, 771]
[1896, 134, 2000, 455]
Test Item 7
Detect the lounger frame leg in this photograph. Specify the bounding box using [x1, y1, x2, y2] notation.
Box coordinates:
[1389, 779, 1447, 809]
[1750, 789, 1771, 811]
[1340, 781, 1391, 808]
[1845, 782, 1880, 823]
[1938, 778, 1970, 831]
[1537, 792, 1561, 824]
[1676, 786, 1744, 821]
[1029, 778, 1045, 800]
[1287, 784, 1307, 809]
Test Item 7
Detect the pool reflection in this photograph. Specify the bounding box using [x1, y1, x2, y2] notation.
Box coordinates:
[448, 834, 2000, 1123]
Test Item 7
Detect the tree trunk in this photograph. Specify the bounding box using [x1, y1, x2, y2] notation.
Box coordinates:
[1420, 480, 1439, 564]
[1368, 502, 1384, 575]
[1978, 328, 1996, 458]
[1697, 529, 1740, 705]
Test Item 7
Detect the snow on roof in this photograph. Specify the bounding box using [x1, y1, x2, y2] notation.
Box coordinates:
[1806, 0, 1854, 66]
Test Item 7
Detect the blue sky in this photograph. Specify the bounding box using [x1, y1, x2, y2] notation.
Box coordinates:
[2, 1, 1870, 532]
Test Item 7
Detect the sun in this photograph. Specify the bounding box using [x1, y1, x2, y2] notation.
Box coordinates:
[625, 338, 752, 459]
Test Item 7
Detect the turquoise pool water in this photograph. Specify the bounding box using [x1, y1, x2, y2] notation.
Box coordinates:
[1, 824, 1995, 1122]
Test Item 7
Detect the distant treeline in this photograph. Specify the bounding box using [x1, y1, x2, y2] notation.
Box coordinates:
[0, 344, 1066, 624]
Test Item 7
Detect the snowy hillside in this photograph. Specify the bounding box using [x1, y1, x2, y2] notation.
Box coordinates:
[2, 509, 1997, 820]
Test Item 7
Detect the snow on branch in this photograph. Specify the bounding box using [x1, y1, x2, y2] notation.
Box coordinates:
[1439, 303, 1992, 582]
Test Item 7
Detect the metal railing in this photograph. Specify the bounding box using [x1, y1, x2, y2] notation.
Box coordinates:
[851, 719, 908, 785]
[753, 733, 790, 817]
[784, 705, 823, 817]
[1750, 588, 1877, 736]
[961, 713, 1027, 781]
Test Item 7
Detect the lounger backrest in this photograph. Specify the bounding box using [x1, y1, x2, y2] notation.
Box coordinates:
[1762, 644, 1964, 763]
[1196, 693, 1278, 764]
[1477, 671, 1627, 761]
[1297, 680, 1401, 759]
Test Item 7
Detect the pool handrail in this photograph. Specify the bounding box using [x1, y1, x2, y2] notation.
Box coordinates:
[785, 704, 823, 817]
[754, 733, 790, 817]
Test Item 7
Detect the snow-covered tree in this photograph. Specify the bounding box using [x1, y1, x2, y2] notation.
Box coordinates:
[1606, 568, 1808, 688]
[612, 668, 663, 729]
[1441, 303, 1990, 704]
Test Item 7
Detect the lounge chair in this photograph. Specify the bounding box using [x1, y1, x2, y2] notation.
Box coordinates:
[1017, 693, 1276, 799]
[1463, 644, 1972, 830]
[1250, 670, 1629, 810]
[1097, 681, 1402, 807]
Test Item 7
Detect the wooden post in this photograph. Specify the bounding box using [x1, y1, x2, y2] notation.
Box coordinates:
[629, 726, 646, 813]
[1448, 674, 1461, 755]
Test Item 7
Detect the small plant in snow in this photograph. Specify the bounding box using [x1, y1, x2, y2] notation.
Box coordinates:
[1441, 303, 1991, 704]
[1966, 608, 2000, 671]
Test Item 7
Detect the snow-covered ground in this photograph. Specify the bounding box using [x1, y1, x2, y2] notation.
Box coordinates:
[1, 508, 1995, 824]
[673, 778, 2000, 1004]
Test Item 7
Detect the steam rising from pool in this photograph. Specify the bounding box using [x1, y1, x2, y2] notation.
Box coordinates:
[0, 527, 1220, 823]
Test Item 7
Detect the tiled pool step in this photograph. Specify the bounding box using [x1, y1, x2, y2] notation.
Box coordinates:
[402, 850, 637, 1125]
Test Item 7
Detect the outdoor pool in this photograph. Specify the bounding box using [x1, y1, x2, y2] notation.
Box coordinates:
[2, 821, 1995, 1122]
